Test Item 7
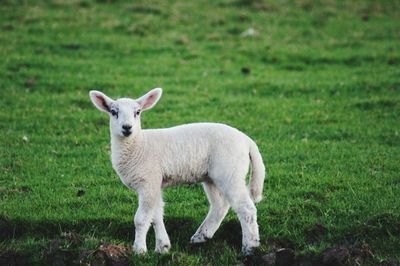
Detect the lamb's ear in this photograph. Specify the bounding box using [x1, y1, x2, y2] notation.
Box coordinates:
[89, 90, 114, 113]
[137, 88, 162, 111]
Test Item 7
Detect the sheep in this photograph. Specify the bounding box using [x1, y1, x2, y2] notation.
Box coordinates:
[89, 88, 266, 255]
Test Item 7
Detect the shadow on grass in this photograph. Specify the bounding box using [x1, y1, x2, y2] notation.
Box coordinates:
[0, 214, 243, 249]
[0, 215, 246, 264]
[2, 213, 399, 265]
[0, 215, 134, 241]
[4, 212, 399, 249]
[0, 215, 199, 242]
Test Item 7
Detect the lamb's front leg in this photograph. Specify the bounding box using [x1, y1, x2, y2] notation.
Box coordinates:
[153, 196, 171, 253]
[133, 190, 159, 253]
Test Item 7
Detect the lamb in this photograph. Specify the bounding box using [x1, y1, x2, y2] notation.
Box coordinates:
[89, 88, 266, 255]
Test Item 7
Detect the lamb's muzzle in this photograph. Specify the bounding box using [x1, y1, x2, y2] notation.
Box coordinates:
[122, 124, 132, 136]
[89, 88, 266, 255]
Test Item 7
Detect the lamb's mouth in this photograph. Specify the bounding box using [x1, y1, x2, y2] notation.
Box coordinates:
[122, 130, 132, 137]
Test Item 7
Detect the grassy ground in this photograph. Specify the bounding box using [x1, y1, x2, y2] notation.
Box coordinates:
[1, 0, 399, 265]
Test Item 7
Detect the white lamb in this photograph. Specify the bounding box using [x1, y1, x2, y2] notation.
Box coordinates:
[89, 88, 266, 255]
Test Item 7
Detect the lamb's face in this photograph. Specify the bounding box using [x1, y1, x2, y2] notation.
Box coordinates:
[109, 98, 141, 137]
[89, 88, 162, 139]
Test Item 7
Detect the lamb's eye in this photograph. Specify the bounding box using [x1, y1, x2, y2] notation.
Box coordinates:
[135, 110, 141, 116]
[110, 110, 118, 117]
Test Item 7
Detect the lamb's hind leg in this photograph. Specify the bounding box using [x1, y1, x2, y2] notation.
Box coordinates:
[190, 181, 230, 243]
[214, 176, 260, 255]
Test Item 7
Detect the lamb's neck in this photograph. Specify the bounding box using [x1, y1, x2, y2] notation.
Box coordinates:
[110, 131, 146, 162]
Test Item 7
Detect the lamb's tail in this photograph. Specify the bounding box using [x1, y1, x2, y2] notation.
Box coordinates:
[248, 140, 266, 203]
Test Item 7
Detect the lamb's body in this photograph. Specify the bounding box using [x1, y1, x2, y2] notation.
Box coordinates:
[90, 89, 265, 255]
[113, 123, 253, 189]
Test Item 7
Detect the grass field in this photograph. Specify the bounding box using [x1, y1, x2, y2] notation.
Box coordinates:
[1, 0, 399, 265]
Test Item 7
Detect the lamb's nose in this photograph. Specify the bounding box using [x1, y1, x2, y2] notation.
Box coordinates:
[122, 124, 132, 130]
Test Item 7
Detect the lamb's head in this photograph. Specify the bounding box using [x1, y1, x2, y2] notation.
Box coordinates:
[89, 88, 162, 138]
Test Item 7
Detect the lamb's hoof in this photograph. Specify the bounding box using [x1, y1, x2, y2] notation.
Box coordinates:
[190, 233, 209, 244]
[133, 244, 147, 254]
[242, 248, 253, 257]
[155, 243, 171, 253]
[242, 246, 254, 256]
[241, 241, 260, 256]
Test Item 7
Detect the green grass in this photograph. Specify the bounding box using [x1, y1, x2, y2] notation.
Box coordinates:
[1, 0, 399, 265]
